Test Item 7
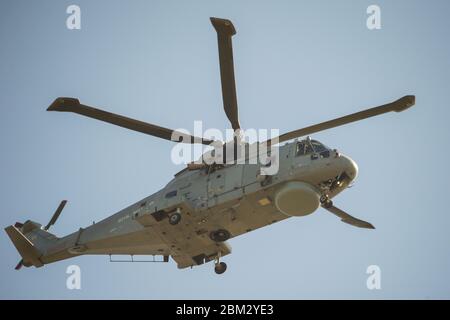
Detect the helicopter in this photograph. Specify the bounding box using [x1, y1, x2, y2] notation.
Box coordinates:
[5, 17, 415, 275]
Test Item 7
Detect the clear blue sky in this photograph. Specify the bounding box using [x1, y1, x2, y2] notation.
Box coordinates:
[1, 0, 449, 299]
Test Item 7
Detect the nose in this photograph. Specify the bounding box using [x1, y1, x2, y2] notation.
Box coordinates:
[341, 155, 359, 181]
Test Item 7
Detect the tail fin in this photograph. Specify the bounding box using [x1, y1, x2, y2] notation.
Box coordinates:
[5, 220, 59, 269]
[5, 225, 44, 268]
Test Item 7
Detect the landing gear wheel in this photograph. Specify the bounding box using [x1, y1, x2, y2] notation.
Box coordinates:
[214, 262, 227, 275]
[169, 212, 181, 225]
[210, 229, 231, 242]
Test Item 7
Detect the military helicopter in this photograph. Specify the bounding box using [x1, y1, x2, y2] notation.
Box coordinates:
[5, 17, 415, 275]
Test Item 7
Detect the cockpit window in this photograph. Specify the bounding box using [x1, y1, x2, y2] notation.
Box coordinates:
[295, 142, 305, 156]
[311, 140, 328, 153]
[296, 140, 328, 156]
[295, 141, 314, 156]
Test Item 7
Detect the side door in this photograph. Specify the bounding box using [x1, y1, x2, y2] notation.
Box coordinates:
[222, 164, 244, 194]
[207, 165, 244, 197]
[207, 165, 244, 206]
[207, 168, 226, 198]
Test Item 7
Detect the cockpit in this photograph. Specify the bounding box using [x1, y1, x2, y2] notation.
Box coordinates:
[295, 139, 330, 157]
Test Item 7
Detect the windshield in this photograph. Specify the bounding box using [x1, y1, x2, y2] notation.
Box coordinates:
[295, 139, 329, 156]
[310, 140, 329, 153]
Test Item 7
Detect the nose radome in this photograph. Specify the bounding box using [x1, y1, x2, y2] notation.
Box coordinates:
[341, 155, 359, 181]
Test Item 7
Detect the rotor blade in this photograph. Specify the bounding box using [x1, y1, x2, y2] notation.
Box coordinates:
[15, 259, 23, 270]
[210, 17, 241, 131]
[47, 98, 214, 145]
[323, 204, 375, 229]
[44, 200, 67, 231]
[266, 95, 415, 145]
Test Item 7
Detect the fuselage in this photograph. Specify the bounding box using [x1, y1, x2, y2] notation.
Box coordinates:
[13, 138, 358, 269]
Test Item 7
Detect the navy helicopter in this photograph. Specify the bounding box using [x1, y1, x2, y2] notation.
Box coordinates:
[5, 17, 415, 274]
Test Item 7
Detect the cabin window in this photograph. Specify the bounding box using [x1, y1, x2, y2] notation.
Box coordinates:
[165, 190, 178, 199]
